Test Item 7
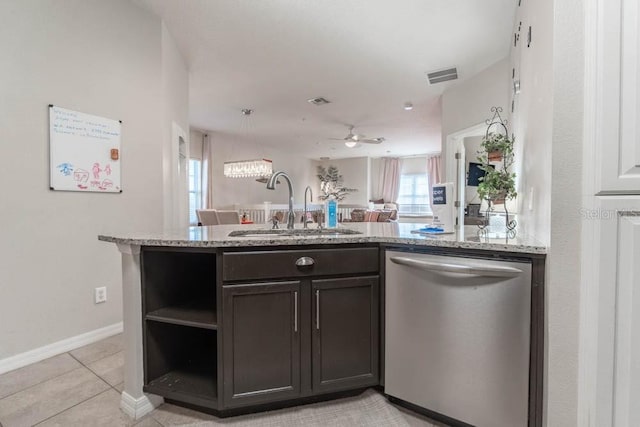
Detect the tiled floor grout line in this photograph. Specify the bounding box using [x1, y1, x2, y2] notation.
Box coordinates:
[31, 356, 114, 427]
[32, 388, 115, 427]
[67, 349, 121, 369]
[68, 350, 149, 425]
[0, 353, 85, 402]
[29, 352, 122, 427]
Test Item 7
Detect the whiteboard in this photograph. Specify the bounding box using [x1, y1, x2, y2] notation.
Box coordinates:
[49, 105, 122, 193]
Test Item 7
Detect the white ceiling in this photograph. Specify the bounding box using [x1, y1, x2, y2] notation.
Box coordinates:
[135, 0, 516, 160]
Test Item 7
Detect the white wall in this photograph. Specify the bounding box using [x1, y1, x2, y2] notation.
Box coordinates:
[511, 1, 553, 246]
[400, 157, 426, 175]
[190, 129, 204, 161]
[313, 157, 371, 205]
[0, 0, 187, 361]
[547, 0, 583, 425]
[511, 0, 582, 425]
[210, 136, 316, 208]
[161, 22, 190, 231]
[441, 57, 511, 179]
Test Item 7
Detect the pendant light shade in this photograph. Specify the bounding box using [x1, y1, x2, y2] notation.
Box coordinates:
[223, 109, 274, 178]
[223, 159, 273, 178]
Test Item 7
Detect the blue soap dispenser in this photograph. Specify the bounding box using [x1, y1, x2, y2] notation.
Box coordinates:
[325, 196, 338, 228]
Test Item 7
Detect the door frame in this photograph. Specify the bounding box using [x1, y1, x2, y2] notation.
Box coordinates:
[445, 122, 486, 228]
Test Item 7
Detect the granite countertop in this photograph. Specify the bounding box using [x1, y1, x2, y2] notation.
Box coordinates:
[99, 222, 546, 255]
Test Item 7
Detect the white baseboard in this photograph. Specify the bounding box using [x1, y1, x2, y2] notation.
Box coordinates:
[0, 322, 123, 375]
[120, 391, 164, 419]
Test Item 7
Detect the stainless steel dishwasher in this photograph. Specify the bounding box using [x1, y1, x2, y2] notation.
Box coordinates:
[385, 250, 531, 427]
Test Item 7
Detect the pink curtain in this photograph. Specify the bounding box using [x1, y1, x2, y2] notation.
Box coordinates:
[427, 154, 442, 200]
[201, 134, 214, 209]
[378, 157, 402, 203]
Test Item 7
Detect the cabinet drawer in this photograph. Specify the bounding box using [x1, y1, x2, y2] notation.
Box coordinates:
[222, 247, 379, 281]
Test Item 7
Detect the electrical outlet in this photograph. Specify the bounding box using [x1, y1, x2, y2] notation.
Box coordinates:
[95, 287, 107, 304]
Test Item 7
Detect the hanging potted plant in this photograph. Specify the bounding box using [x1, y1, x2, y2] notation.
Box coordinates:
[477, 168, 517, 205]
[480, 133, 514, 162]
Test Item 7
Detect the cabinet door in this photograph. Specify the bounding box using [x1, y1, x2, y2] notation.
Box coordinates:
[222, 281, 301, 408]
[311, 276, 379, 393]
[592, 197, 640, 426]
[588, 0, 640, 193]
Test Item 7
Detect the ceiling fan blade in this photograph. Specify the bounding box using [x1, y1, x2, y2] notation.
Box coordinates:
[359, 137, 385, 144]
[327, 138, 347, 141]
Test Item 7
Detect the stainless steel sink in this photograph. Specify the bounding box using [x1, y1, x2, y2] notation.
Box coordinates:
[228, 228, 362, 237]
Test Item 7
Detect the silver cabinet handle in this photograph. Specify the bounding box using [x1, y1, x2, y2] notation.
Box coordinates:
[389, 256, 523, 278]
[296, 256, 315, 267]
[315, 290, 320, 330]
[294, 291, 298, 332]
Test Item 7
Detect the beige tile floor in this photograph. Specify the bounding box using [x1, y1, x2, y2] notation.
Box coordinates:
[0, 334, 440, 426]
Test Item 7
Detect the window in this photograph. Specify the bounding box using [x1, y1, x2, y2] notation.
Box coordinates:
[188, 159, 202, 225]
[397, 173, 431, 215]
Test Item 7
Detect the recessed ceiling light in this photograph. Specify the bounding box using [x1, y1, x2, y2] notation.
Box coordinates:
[345, 141, 357, 148]
[307, 97, 331, 106]
[404, 102, 413, 111]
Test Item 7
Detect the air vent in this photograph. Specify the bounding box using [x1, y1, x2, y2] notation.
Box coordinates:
[307, 97, 331, 106]
[426, 67, 458, 85]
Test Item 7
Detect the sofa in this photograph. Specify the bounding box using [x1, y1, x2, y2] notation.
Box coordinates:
[348, 202, 399, 223]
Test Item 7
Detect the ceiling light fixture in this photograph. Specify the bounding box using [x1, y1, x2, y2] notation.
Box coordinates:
[224, 158, 273, 178]
[344, 141, 357, 148]
[223, 109, 274, 178]
[404, 102, 413, 111]
[307, 97, 331, 106]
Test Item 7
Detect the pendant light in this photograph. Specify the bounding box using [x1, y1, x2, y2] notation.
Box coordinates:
[223, 109, 274, 178]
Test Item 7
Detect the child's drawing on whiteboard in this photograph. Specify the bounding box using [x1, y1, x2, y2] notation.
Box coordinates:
[99, 179, 113, 191]
[77, 184, 88, 190]
[92, 162, 102, 179]
[57, 163, 73, 176]
[104, 164, 112, 176]
[90, 180, 101, 188]
[73, 169, 89, 183]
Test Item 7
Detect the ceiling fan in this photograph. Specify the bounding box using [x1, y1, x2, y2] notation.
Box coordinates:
[328, 125, 385, 148]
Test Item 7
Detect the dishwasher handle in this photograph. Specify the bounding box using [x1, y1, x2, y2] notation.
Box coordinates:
[389, 256, 523, 278]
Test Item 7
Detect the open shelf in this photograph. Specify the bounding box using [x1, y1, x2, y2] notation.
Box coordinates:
[145, 356, 217, 408]
[144, 321, 218, 409]
[146, 300, 217, 330]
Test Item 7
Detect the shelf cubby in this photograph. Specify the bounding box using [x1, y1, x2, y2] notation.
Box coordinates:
[144, 321, 217, 408]
[141, 248, 216, 327]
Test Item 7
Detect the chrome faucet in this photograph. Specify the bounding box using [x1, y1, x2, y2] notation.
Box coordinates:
[303, 186, 313, 229]
[266, 171, 295, 230]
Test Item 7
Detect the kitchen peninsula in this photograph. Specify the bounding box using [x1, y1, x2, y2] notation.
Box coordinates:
[99, 222, 546, 426]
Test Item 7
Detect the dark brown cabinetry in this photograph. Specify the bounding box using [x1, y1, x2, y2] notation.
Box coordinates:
[220, 245, 380, 410]
[141, 244, 380, 414]
[312, 277, 379, 394]
[222, 281, 301, 408]
[141, 248, 218, 409]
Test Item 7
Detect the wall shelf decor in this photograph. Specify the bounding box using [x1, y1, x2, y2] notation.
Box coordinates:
[477, 107, 517, 239]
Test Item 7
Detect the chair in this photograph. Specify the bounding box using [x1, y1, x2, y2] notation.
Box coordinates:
[196, 209, 219, 226]
[215, 210, 241, 224]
